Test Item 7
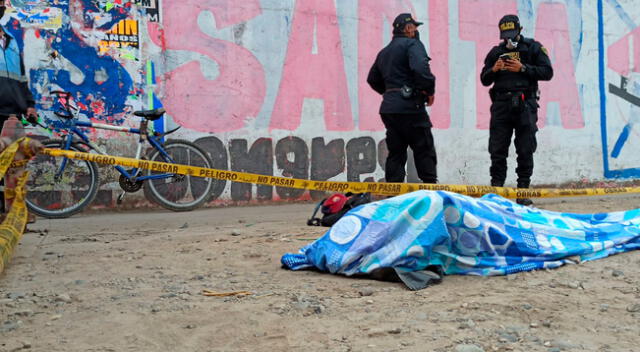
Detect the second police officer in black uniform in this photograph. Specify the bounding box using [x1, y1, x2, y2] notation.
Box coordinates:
[367, 13, 437, 185]
[480, 14, 553, 205]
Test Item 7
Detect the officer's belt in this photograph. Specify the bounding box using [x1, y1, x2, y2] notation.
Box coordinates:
[385, 88, 404, 93]
[493, 90, 534, 101]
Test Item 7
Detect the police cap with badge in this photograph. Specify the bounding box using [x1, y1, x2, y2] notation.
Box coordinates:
[498, 14, 521, 40]
[392, 13, 423, 30]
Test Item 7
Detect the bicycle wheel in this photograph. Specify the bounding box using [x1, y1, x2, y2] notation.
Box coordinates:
[143, 139, 214, 211]
[25, 139, 100, 219]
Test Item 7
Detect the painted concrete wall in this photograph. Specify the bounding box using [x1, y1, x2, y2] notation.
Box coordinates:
[6, 0, 640, 202]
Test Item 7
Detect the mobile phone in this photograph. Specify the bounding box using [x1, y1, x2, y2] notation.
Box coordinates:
[499, 54, 511, 61]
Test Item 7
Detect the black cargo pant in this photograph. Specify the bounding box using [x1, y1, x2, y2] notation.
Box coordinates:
[488, 96, 538, 187]
[381, 113, 437, 183]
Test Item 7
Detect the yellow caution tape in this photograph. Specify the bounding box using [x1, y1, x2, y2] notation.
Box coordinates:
[0, 138, 22, 176]
[0, 137, 30, 275]
[9, 159, 29, 169]
[0, 173, 28, 274]
[42, 148, 640, 199]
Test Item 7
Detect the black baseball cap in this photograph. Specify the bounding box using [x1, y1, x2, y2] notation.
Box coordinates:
[499, 14, 521, 39]
[393, 13, 423, 30]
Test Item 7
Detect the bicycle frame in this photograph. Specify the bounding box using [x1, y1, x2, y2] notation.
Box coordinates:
[25, 91, 214, 217]
[51, 117, 177, 183]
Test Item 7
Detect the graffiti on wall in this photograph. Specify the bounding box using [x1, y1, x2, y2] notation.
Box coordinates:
[603, 0, 640, 178]
[8, 0, 640, 202]
[195, 135, 398, 202]
[146, 0, 587, 133]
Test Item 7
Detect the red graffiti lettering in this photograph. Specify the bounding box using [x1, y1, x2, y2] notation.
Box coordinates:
[608, 24, 640, 76]
[270, 0, 353, 131]
[148, 0, 266, 133]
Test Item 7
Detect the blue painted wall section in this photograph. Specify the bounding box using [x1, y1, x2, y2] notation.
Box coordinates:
[29, 0, 134, 122]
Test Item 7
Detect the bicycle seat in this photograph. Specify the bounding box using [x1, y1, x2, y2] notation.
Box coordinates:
[133, 108, 166, 121]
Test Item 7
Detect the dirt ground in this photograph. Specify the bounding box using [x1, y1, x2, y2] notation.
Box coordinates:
[1, 194, 639, 352]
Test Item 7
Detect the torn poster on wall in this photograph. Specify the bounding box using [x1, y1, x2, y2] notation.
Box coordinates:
[12, 7, 63, 29]
[98, 19, 139, 53]
[135, 0, 160, 23]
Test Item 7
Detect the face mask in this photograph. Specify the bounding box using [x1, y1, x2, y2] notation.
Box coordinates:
[506, 38, 518, 50]
[0, 6, 5, 19]
[414, 30, 420, 40]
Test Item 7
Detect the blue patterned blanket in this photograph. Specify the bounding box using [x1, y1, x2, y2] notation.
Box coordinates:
[282, 191, 640, 289]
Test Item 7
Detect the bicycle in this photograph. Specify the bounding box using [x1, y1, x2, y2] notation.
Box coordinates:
[25, 91, 214, 218]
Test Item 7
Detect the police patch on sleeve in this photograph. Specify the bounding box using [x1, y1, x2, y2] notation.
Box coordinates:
[541, 46, 549, 56]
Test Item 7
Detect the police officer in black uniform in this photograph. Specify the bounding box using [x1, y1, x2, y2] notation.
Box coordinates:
[480, 14, 553, 205]
[367, 13, 437, 184]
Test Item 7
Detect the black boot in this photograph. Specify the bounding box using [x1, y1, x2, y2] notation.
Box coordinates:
[516, 180, 533, 206]
[516, 198, 533, 206]
[491, 180, 504, 187]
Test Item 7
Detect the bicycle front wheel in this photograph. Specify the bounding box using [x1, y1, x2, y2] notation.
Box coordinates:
[25, 139, 100, 219]
[143, 140, 214, 211]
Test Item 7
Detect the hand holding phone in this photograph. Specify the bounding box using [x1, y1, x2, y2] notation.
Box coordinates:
[492, 57, 506, 72]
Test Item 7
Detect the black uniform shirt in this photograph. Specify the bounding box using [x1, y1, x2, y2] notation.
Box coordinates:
[480, 37, 553, 93]
[367, 34, 436, 115]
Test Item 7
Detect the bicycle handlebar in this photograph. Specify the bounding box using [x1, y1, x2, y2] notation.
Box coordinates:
[19, 113, 40, 127]
[49, 90, 78, 118]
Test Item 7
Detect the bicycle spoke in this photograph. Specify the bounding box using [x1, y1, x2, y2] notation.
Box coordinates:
[144, 140, 213, 211]
[25, 140, 99, 218]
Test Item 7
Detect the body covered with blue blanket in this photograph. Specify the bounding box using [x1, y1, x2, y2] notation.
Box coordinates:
[282, 191, 640, 289]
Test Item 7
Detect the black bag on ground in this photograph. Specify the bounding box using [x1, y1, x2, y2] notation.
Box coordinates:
[307, 193, 372, 227]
